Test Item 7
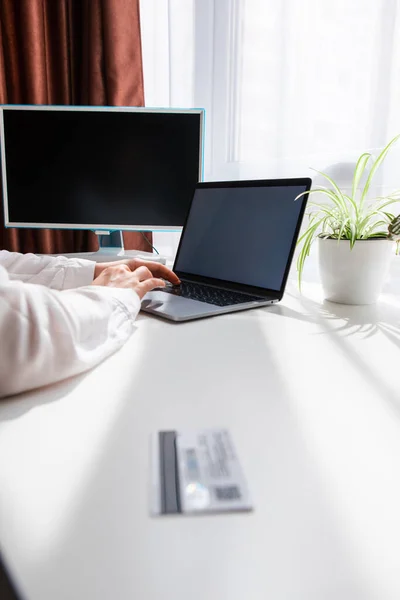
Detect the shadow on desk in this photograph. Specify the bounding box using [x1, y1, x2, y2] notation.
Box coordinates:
[272, 292, 400, 346]
[271, 291, 400, 420]
[0, 372, 87, 421]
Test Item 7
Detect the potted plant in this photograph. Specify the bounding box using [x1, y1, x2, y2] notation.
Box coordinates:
[296, 134, 400, 304]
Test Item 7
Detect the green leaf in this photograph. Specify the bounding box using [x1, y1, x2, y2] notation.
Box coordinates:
[357, 203, 396, 236]
[371, 210, 395, 222]
[307, 203, 341, 221]
[370, 189, 400, 201]
[296, 192, 348, 225]
[368, 219, 390, 232]
[360, 134, 400, 207]
[357, 211, 376, 233]
[310, 168, 348, 212]
[342, 193, 359, 217]
[349, 220, 357, 247]
[352, 152, 371, 202]
[338, 217, 350, 241]
[296, 215, 326, 246]
[367, 232, 390, 238]
[295, 188, 346, 211]
[388, 214, 400, 237]
[374, 198, 400, 211]
[296, 218, 325, 289]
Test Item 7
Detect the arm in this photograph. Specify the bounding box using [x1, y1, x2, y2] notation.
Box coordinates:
[0, 256, 179, 398]
[0, 250, 95, 290]
[0, 265, 140, 398]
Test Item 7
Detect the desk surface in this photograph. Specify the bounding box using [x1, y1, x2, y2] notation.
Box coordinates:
[1, 279, 400, 600]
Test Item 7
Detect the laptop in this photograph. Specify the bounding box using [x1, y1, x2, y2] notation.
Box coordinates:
[141, 178, 311, 322]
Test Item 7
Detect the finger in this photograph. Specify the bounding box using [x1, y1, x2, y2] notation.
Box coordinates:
[136, 277, 166, 298]
[132, 260, 181, 284]
[132, 265, 153, 281]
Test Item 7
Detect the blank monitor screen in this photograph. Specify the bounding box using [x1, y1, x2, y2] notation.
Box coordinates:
[175, 181, 309, 293]
[0, 106, 204, 231]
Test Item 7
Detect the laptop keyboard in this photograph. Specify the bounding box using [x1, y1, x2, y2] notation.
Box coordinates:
[161, 281, 265, 307]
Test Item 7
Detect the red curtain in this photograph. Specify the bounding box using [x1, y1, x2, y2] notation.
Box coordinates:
[0, 0, 152, 254]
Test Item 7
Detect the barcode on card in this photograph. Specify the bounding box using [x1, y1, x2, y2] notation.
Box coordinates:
[214, 486, 241, 501]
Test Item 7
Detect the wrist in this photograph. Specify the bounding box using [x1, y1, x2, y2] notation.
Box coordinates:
[93, 263, 105, 279]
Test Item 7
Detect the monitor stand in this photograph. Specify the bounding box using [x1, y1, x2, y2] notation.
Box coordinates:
[96, 230, 126, 256]
[53, 230, 167, 264]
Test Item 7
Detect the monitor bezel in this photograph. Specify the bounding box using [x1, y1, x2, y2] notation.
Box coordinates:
[0, 104, 205, 232]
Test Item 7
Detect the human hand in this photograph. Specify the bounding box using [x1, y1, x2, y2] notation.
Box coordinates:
[93, 258, 180, 286]
[91, 263, 167, 299]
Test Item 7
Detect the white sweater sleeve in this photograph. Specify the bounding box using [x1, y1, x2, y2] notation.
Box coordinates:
[0, 264, 141, 398]
[0, 250, 96, 289]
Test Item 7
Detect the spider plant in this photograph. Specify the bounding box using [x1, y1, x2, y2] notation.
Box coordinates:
[295, 134, 400, 288]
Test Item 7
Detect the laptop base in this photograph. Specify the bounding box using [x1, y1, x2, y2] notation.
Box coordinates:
[141, 291, 278, 322]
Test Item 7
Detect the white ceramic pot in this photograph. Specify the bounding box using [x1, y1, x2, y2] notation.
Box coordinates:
[318, 237, 395, 304]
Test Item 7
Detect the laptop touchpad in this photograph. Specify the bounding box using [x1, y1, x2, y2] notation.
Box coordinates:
[142, 290, 222, 316]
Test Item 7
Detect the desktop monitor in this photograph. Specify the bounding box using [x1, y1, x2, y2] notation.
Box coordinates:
[0, 105, 204, 252]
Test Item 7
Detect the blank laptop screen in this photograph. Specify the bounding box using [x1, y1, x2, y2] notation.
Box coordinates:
[174, 184, 308, 292]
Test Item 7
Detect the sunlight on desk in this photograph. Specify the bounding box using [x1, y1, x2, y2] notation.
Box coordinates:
[260, 284, 400, 598]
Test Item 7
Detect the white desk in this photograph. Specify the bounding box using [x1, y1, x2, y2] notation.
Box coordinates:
[1, 277, 400, 600]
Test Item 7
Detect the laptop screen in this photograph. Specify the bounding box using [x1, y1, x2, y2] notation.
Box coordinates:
[174, 181, 309, 293]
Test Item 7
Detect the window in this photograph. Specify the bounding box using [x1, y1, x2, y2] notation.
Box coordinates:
[140, 0, 400, 255]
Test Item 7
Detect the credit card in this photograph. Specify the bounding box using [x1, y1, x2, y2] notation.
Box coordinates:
[151, 429, 253, 515]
